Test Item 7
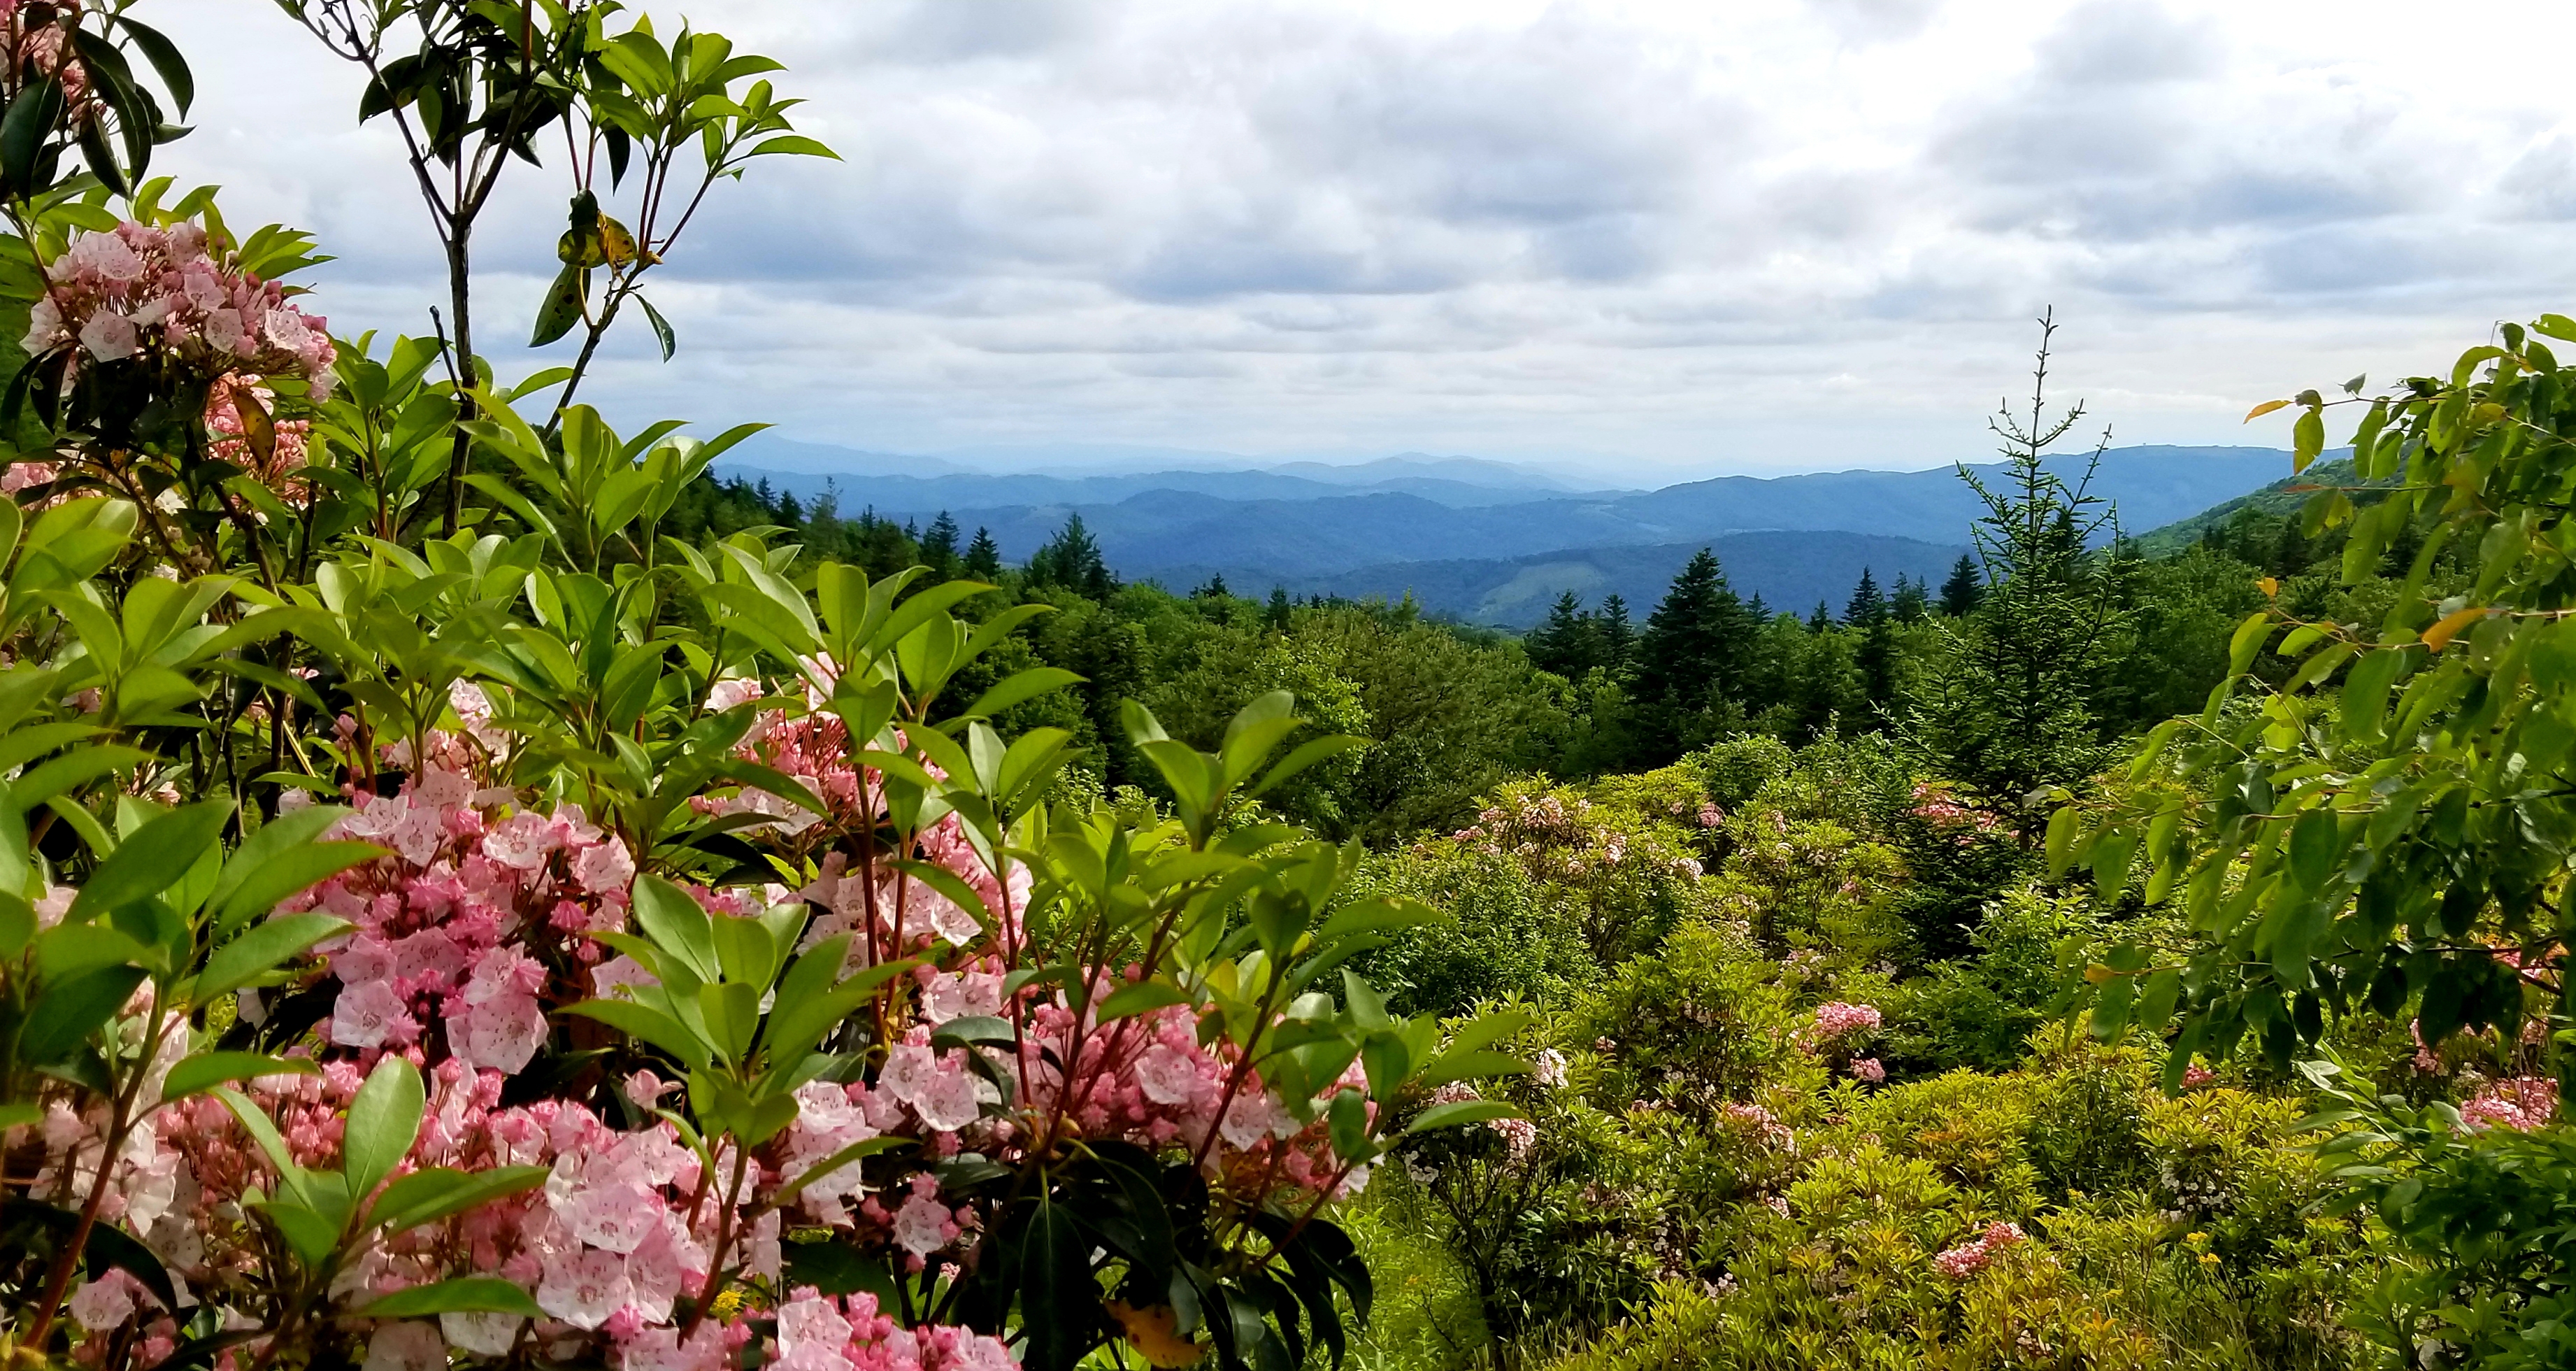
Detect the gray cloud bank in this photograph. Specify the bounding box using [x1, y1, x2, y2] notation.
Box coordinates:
[152, 0, 2576, 477]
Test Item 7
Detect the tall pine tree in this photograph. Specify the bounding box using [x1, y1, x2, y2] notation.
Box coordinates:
[1846, 567, 1899, 711]
[1891, 574, 1930, 623]
[963, 527, 1003, 579]
[1909, 310, 2126, 820]
[1634, 549, 1754, 760]
[1526, 592, 1598, 679]
[922, 511, 961, 577]
[1939, 553, 1984, 617]
[1029, 514, 1116, 599]
[1596, 595, 1635, 674]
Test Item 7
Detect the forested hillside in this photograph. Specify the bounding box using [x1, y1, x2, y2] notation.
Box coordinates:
[659, 332, 2547, 1371]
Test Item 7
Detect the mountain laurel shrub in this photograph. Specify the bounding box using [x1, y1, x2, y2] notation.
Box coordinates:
[0, 7, 1537, 1370]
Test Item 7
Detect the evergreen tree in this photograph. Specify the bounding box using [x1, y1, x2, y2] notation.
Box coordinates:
[1808, 601, 1833, 632]
[1909, 311, 2127, 823]
[1634, 549, 1754, 759]
[1842, 568, 1898, 711]
[922, 511, 961, 576]
[1844, 567, 1885, 625]
[963, 526, 1002, 579]
[1596, 595, 1635, 674]
[1891, 574, 1930, 623]
[1939, 553, 1984, 617]
[1266, 585, 1293, 632]
[1029, 514, 1115, 599]
[1198, 572, 1229, 599]
[1526, 592, 1597, 680]
[775, 489, 804, 525]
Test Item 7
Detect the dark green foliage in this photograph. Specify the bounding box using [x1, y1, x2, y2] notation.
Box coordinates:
[1939, 552, 1983, 617]
[1028, 513, 1117, 599]
[964, 525, 1002, 578]
[1632, 549, 1759, 761]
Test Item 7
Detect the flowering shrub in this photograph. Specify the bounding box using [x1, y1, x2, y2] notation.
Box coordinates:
[1929, 1221, 2025, 1279]
[0, 16, 1529, 1371]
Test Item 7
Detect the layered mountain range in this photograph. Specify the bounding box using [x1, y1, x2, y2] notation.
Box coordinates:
[717, 437, 2294, 627]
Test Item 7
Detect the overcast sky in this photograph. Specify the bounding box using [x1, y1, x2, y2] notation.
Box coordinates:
[155, 0, 2576, 478]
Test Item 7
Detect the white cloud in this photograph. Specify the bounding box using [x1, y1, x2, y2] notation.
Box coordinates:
[146, 0, 2576, 478]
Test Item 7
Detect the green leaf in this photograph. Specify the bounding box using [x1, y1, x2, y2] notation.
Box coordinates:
[2293, 407, 2325, 471]
[20, 965, 147, 1064]
[1016, 1194, 1092, 1371]
[1097, 980, 1192, 1021]
[343, 1054, 426, 1199]
[772, 1137, 906, 1207]
[2288, 808, 2345, 894]
[561, 998, 713, 1071]
[118, 20, 194, 115]
[352, 1277, 543, 1320]
[2228, 611, 2271, 677]
[633, 873, 719, 981]
[250, 1198, 341, 1267]
[1, 77, 64, 194]
[762, 959, 916, 1060]
[159, 1053, 317, 1102]
[213, 1087, 313, 1206]
[194, 913, 350, 1003]
[1413, 1049, 1529, 1089]
[960, 666, 1082, 721]
[635, 293, 676, 361]
[371, 1165, 550, 1233]
[69, 800, 231, 923]
[747, 134, 839, 159]
[206, 804, 362, 926]
[1, 1198, 176, 1312]
[1405, 1100, 1520, 1134]
[2091, 829, 2138, 904]
[2043, 807, 2081, 878]
[531, 262, 587, 347]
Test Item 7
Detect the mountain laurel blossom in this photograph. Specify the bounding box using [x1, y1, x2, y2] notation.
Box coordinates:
[25, 222, 336, 397]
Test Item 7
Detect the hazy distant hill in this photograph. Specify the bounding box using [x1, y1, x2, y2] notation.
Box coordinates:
[1168, 532, 1973, 629]
[706, 441, 2291, 623]
[717, 465, 1585, 512]
[730, 444, 2279, 569]
[2133, 453, 2366, 555]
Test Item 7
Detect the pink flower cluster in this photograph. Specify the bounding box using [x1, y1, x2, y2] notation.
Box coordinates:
[283, 755, 636, 1074]
[2461, 1077, 2559, 1132]
[1810, 1002, 1882, 1042]
[1910, 783, 2010, 846]
[1445, 786, 1699, 882]
[1717, 1102, 1794, 1152]
[33, 669, 1391, 1370]
[1931, 1221, 2026, 1279]
[1848, 1058, 1886, 1084]
[22, 221, 336, 397]
[769, 1288, 1012, 1371]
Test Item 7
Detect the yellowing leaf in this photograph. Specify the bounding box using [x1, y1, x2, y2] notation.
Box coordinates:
[2244, 399, 2291, 422]
[2259, 577, 2280, 599]
[600, 215, 638, 267]
[2422, 606, 2491, 652]
[2084, 962, 2115, 985]
[1109, 1303, 1205, 1369]
[227, 381, 275, 467]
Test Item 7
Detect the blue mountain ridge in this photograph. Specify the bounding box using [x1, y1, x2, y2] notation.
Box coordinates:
[711, 443, 2295, 628]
